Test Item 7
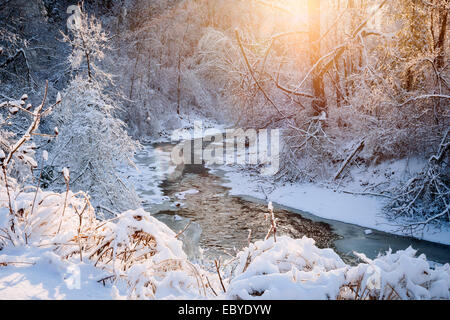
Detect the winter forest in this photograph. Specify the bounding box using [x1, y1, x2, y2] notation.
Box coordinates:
[0, 0, 449, 300]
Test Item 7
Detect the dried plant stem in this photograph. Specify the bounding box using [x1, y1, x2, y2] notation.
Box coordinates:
[29, 160, 44, 221]
[265, 203, 277, 242]
[205, 275, 218, 296]
[57, 177, 70, 234]
[214, 259, 226, 293]
[1, 165, 14, 218]
[175, 221, 192, 239]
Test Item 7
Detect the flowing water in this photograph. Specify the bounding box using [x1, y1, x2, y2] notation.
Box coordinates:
[132, 141, 450, 265]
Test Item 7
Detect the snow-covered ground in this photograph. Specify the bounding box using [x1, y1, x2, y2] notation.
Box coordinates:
[0, 246, 115, 299]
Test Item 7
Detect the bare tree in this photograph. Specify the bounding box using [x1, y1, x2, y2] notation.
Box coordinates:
[308, 0, 327, 114]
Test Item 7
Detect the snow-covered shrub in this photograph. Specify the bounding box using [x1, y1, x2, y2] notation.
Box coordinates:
[226, 236, 347, 300]
[49, 76, 140, 212]
[0, 184, 96, 249]
[225, 236, 449, 300]
[100, 210, 210, 299]
[0, 95, 42, 186]
[87, 208, 214, 299]
[0, 181, 214, 299]
[340, 248, 450, 300]
[90, 208, 186, 271]
[385, 129, 449, 232]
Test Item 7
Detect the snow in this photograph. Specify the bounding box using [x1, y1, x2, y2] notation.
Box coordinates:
[126, 145, 175, 206]
[0, 246, 114, 299]
[62, 167, 70, 181]
[220, 167, 450, 245]
[226, 236, 450, 300]
[228, 236, 346, 300]
[175, 189, 199, 200]
[1, 183, 448, 300]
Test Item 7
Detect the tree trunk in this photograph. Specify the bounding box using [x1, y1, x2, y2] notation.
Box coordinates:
[435, 7, 448, 70]
[308, 0, 326, 114]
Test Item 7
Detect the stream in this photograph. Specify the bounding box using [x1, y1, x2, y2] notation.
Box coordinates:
[130, 140, 450, 265]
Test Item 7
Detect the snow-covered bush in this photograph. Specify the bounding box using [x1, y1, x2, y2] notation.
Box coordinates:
[50, 5, 140, 212]
[386, 129, 449, 232]
[49, 76, 140, 212]
[225, 236, 449, 300]
[0, 94, 43, 186]
[340, 248, 450, 300]
[0, 179, 215, 299]
[90, 209, 212, 299]
[1, 182, 448, 300]
[227, 236, 347, 300]
[0, 184, 96, 249]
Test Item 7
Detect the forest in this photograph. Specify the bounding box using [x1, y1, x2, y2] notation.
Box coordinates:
[0, 0, 449, 300]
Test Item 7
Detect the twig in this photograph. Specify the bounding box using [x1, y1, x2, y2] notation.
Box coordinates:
[214, 259, 226, 293]
[235, 30, 287, 119]
[175, 221, 192, 239]
[264, 202, 277, 242]
[0, 261, 36, 266]
[205, 275, 218, 297]
[57, 170, 70, 234]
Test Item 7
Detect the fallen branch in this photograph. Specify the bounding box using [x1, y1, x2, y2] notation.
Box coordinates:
[0, 261, 36, 267]
[334, 139, 365, 180]
[341, 190, 393, 199]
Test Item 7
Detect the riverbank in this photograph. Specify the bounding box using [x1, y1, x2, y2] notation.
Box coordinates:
[218, 165, 450, 246]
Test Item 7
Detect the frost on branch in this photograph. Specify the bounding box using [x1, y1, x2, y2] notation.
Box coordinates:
[386, 129, 449, 234]
[61, 3, 110, 82]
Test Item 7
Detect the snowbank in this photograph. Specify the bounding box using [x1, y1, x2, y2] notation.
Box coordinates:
[226, 236, 449, 300]
[1, 185, 448, 300]
[0, 185, 215, 300]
